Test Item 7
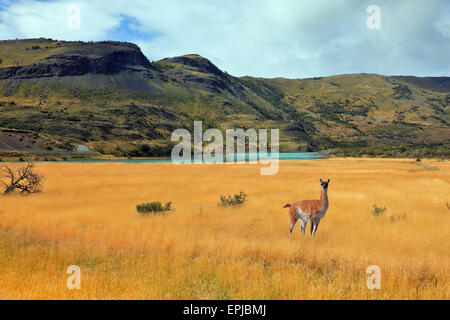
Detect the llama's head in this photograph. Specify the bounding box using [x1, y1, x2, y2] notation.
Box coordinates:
[320, 178, 330, 190]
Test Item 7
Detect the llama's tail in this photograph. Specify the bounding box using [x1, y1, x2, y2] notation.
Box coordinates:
[283, 204, 291, 208]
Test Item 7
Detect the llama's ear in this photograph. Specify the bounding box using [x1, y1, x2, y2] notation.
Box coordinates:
[320, 178, 323, 183]
[327, 179, 330, 183]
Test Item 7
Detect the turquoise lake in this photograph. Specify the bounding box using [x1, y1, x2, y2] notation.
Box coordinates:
[61, 152, 323, 163]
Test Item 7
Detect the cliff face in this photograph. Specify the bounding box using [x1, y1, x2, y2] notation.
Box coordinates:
[0, 40, 153, 79]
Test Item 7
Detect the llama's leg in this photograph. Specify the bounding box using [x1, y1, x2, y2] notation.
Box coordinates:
[289, 217, 298, 235]
[311, 218, 321, 236]
[300, 219, 307, 234]
[299, 214, 308, 235]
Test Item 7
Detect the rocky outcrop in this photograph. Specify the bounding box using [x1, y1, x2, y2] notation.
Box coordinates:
[165, 55, 224, 77]
[160, 55, 245, 94]
[0, 41, 154, 79]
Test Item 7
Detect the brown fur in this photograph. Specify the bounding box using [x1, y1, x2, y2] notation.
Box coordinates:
[287, 199, 322, 224]
[283, 178, 330, 236]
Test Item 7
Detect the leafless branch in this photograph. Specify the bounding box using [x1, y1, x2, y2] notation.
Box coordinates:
[0, 162, 43, 195]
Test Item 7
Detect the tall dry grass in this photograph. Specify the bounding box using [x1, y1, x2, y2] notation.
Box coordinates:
[0, 159, 448, 299]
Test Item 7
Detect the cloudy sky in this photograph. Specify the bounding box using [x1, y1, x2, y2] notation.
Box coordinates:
[0, 0, 449, 78]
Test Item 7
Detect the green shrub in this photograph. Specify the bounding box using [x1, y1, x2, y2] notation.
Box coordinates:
[389, 214, 407, 222]
[112, 146, 125, 157]
[219, 192, 247, 207]
[371, 205, 386, 217]
[55, 141, 74, 151]
[136, 201, 172, 214]
[126, 144, 174, 157]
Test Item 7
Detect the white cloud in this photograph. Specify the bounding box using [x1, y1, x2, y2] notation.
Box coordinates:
[0, 0, 448, 78]
[435, 13, 450, 38]
[0, 1, 124, 41]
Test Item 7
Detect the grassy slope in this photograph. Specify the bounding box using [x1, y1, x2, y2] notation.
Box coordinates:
[0, 39, 65, 67]
[245, 74, 450, 152]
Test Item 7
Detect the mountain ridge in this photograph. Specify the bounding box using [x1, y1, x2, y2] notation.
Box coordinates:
[0, 38, 448, 158]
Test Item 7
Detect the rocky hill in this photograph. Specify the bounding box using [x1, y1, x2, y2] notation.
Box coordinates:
[0, 38, 448, 157]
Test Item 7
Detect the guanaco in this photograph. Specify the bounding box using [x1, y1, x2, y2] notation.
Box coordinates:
[283, 179, 330, 236]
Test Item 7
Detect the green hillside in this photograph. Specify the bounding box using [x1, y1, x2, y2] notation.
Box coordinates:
[0, 38, 448, 158]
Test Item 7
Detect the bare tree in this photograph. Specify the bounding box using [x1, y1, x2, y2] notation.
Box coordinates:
[0, 162, 43, 195]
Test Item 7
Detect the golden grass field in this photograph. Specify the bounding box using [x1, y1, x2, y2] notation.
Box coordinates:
[0, 158, 448, 299]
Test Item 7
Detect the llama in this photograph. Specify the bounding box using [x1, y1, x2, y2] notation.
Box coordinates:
[283, 179, 330, 236]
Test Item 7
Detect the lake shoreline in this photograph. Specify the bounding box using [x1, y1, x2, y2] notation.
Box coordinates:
[0, 152, 324, 163]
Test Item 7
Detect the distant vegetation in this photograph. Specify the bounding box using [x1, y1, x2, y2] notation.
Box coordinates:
[323, 145, 450, 159]
[136, 201, 172, 214]
[389, 214, 407, 222]
[219, 192, 247, 207]
[371, 205, 408, 222]
[371, 205, 387, 218]
[112, 144, 174, 158]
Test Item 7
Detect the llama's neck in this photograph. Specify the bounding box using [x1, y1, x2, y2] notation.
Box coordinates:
[320, 188, 329, 209]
